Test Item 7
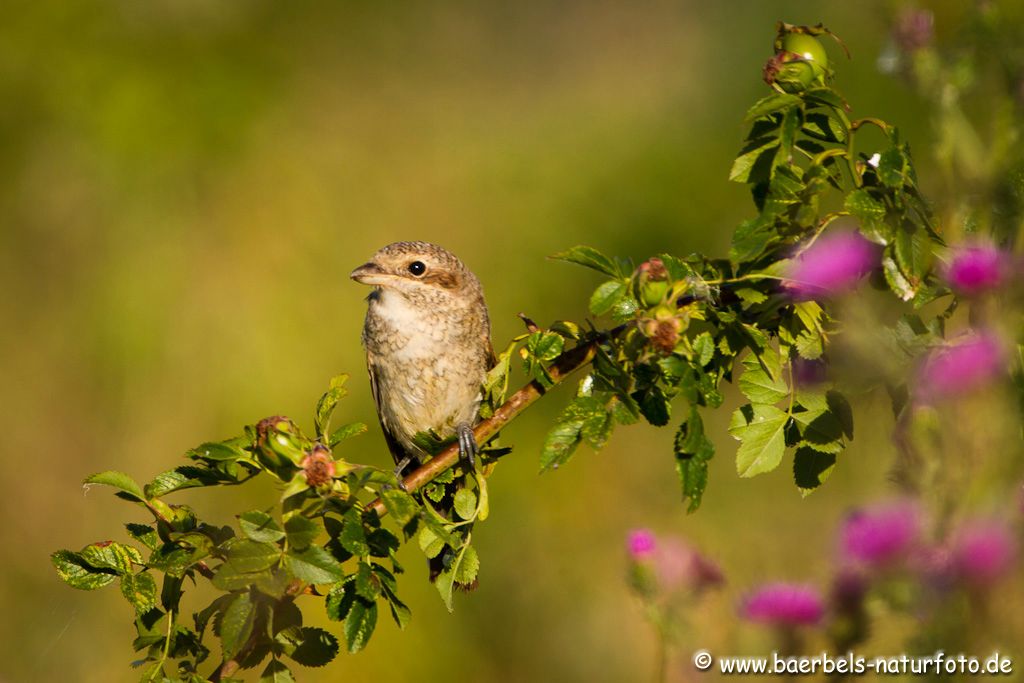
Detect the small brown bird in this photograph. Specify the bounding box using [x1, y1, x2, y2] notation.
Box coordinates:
[351, 241, 493, 477]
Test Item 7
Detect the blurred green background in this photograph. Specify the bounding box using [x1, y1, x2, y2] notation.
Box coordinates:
[4, 1, 1021, 681]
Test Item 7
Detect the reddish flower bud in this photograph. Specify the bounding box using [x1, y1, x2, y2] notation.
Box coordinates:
[650, 317, 681, 354]
[301, 445, 336, 486]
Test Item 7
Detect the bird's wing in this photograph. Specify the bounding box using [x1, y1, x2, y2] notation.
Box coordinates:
[366, 350, 413, 467]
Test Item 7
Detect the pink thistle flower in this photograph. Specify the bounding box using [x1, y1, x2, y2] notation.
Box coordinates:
[943, 244, 1008, 296]
[894, 9, 934, 53]
[951, 520, 1018, 586]
[627, 529, 657, 560]
[740, 582, 824, 626]
[839, 500, 921, 568]
[784, 231, 879, 300]
[916, 332, 1005, 401]
[652, 538, 724, 594]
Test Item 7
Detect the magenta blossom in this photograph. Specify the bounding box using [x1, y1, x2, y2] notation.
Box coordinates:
[627, 530, 723, 595]
[951, 520, 1017, 586]
[943, 245, 1008, 296]
[839, 500, 921, 568]
[740, 583, 824, 626]
[627, 529, 657, 560]
[784, 231, 879, 300]
[651, 538, 724, 594]
[916, 332, 1005, 401]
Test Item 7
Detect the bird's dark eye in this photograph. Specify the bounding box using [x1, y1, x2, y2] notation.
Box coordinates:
[408, 261, 426, 276]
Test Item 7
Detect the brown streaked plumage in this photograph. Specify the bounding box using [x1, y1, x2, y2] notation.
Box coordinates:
[351, 241, 493, 476]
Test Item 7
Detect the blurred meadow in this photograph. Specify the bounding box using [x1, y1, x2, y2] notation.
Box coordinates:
[3, 1, 1022, 681]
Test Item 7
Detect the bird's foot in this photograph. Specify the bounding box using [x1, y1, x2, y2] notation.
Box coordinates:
[390, 456, 412, 491]
[456, 422, 478, 470]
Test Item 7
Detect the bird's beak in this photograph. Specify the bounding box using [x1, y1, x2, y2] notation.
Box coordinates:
[350, 261, 390, 286]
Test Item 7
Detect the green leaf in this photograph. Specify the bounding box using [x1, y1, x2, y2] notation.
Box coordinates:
[539, 423, 580, 471]
[844, 189, 886, 228]
[474, 471, 490, 522]
[380, 489, 419, 527]
[729, 216, 777, 263]
[791, 408, 844, 453]
[120, 571, 158, 614]
[550, 245, 620, 277]
[315, 374, 349, 439]
[220, 591, 256, 659]
[540, 395, 612, 471]
[84, 471, 146, 502]
[211, 564, 271, 593]
[743, 92, 801, 122]
[882, 248, 916, 301]
[80, 541, 141, 575]
[125, 523, 160, 551]
[225, 539, 282, 573]
[284, 546, 346, 585]
[284, 516, 320, 550]
[187, 441, 247, 462]
[343, 599, 377, 653]
[610, 296, 639, 323]
[434, 569, 456, 612]
[335, 509, 368, 557]
[589, 280, 627, 316]
[793, 446, 837, 495]
[135, 660, 166, 682]
[738, 354, 788, 405]
[692, 333, 716, 367]
[418, 526, 445, 559]
[51, 550, 118, 590]
[325, 579, 356, 622]
[239, 511, 286, 544]
[453, 489, 477, 521]
[776, 106, 802, 166]
[525, 331, 564, 361]
[894, 226, 933, 287]
[877, 146, 907, 188]
[729, 404, 789, 477]
[145, 466, 235, 498]
[454, 545, 480, 586]
[634, 384, 671, 426]
[730, 138, 779, 184]
[827, 390, 854, 439]
[579, 403, 612, 451]
[387, 596, 412, 630]
[734, 287, 768, 307]
[674, 407, 715, 513]
[354, 561, 380, 601]
[802, 112, 845, 143]
[288, 627, 339, 668]
[260, 660, 296, 683]
[328, 422, 367, 447]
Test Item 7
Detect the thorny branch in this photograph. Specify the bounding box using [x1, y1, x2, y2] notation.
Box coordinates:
[366, 335, 603, 517]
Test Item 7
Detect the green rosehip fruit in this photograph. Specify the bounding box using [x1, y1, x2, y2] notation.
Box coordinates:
[635, 257, 670, 307]
[254, 415, 308, 470]
[641, 280, 669, 307]
[775, 33, 827, 92]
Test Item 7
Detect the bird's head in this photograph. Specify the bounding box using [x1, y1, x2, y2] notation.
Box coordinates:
[350, 241, 482, 304]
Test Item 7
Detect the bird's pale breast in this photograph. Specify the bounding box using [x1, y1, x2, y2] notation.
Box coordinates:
[363, 288, 488, 457]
